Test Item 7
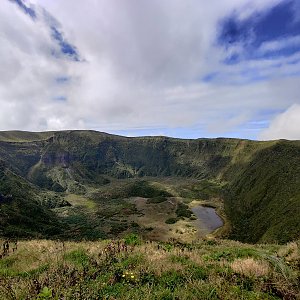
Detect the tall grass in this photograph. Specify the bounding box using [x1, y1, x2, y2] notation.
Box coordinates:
[0, 238, 299, 299]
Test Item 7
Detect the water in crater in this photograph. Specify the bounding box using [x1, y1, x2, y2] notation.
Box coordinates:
[192, 206, 223, 236]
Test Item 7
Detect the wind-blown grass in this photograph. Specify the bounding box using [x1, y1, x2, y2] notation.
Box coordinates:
[0, 238, 299, 299]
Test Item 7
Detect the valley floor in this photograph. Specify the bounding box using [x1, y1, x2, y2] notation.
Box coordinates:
[51, 177, 227, 242]
[0, 238, 299, 299]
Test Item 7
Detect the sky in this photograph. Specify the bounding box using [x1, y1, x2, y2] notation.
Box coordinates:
[0, 0, 300, 140]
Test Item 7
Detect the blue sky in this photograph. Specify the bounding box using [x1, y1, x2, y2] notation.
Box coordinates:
[219, 0, 300, 66]
[1, 0, 300, 140]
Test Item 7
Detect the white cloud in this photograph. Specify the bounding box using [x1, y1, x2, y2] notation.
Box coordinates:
[258, 36, 300, 54]
[0, 0, 299, 139]
[259, 104, 300, 140]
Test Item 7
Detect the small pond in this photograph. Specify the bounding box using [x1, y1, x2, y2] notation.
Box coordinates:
[191, 206, 223, 236]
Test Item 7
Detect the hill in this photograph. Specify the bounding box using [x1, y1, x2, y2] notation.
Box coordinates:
[225, 141, 300, 244]
[0, 160, 65, 238]
[0, 130, 299, 243]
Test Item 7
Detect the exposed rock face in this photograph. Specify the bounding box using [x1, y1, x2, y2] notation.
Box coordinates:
[41, 151, 71, 168]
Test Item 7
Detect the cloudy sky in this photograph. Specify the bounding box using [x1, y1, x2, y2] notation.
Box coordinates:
[1, 0, 300, 140]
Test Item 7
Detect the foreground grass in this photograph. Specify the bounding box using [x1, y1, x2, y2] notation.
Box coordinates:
[0, 237, 299, 300]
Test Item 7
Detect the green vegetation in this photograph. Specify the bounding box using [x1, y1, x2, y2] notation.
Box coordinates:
[0, 238, 299, 299]
[146, 196, 168, 204]
[225, 141, 300, 244]
[124, 233, 142, 246]
[0, 130, 299, 243]
[126, 180, 172, 198]
[178, 179, 222, 200]
[176, 203, 192, 219]
[1, 131, 299, 298]
[0, 162, 64, 238]
[165, 218, 178, 224]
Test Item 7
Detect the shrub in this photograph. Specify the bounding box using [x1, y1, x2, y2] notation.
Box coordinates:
[147, 196, 168, 204]
[110, 222, 129, 235]
[127, 181, 172, 198]
[36, 287, 52, 300]
[124, 233, 142, 246]
[165, 218, 178, 224]
[176, 203, 192, 218]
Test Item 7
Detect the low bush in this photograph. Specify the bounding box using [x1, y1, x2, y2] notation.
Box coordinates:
[176, 203, 192, 218]
[165, 217, 178, 224]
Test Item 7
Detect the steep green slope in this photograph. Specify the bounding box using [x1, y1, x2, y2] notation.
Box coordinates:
[0, 130, 299, 243]
[0, 130, 265, 181]
[225, 141, 300, 244]
[0, 161, 64, 238]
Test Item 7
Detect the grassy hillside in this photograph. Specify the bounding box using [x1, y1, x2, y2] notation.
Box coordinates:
[0, 130, 299, 244]
[0, 238, 299, 299]
[0, 131, 55, 142]
[225, 141, 300, 244]
[0, 130, 272, 183]
[0, 131, 260, 180]
[0, 161, 65, 238]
